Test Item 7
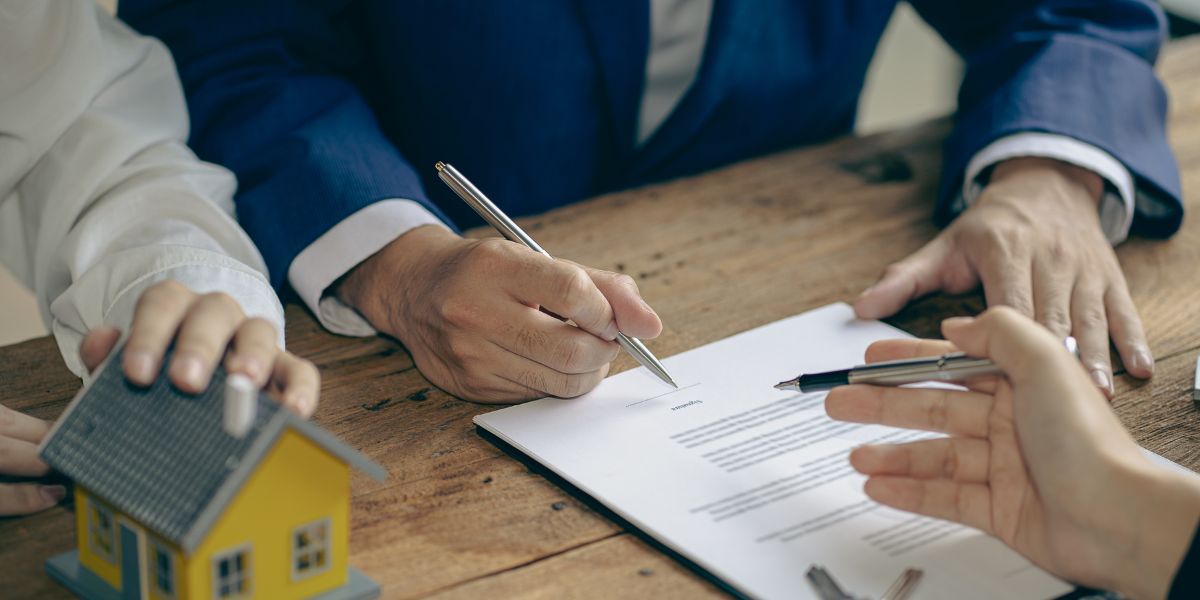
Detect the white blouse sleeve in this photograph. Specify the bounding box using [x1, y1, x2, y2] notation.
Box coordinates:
[0, 1, 284, 377]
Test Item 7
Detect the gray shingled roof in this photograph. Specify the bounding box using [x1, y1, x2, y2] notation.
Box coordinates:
[39, 349, 385, 554]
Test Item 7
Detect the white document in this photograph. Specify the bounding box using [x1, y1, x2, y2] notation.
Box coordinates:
[475, 303, 1073, 599]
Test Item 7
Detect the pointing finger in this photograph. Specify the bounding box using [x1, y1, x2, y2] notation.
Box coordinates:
[850, 438, 992, 483]
[826, 385, 992, 437]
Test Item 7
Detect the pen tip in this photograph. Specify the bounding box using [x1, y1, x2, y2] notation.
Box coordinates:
[435, 161, 446, 172]
[774, 378, 800, 391]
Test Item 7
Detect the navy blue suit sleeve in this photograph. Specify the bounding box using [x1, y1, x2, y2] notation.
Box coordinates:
[909, 0, 1182, 237]
[119, 1, 453, 289]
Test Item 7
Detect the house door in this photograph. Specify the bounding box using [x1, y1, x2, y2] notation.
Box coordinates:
[119, 524, 141, 600]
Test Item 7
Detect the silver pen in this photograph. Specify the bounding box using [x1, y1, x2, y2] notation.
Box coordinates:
[775, 337, 1078, 393]
[435, 161, 677, 388]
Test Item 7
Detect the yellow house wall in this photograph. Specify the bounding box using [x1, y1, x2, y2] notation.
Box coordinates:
[183, 429, 350, 599]
[75, 487, 122, 591]
[75, 487, 189, 598]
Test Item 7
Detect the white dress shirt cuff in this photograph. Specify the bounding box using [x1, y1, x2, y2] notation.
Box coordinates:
[288, 199, 450, 337]
[962, 133, 1135, 245]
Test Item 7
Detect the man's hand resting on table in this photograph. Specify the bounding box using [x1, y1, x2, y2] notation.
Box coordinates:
[0, 280, 320, 517]
[825, 308, 1200, 600]
[336, 225, 662, 403]
[855, 157, 1150, 397]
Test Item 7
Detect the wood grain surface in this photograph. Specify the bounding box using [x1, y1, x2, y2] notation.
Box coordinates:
[2, 37, 1198, 600]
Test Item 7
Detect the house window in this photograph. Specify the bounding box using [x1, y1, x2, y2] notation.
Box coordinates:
[149, 540, 175, 598]
[212, 545, 252, 599]
[86, 499, 116, 563]
[291, 518, 331, 580]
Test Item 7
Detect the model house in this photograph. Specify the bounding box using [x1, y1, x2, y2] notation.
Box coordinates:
[39, 353, 386, 599]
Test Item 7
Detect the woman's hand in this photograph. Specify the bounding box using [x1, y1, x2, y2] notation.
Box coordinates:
[80, 280, 319, 416]
[826, 307, 1200, 599]
[0, 403, 61, 516]
[1, 281, 319, 517]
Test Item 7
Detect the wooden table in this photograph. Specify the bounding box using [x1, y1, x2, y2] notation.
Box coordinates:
[4, 38, 1199, 600]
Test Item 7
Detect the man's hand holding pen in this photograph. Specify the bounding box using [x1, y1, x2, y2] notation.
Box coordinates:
[336, 224, 662, 403]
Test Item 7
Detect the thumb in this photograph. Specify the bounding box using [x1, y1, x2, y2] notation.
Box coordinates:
[582, 267, 663, 340]
[0, 484, 66, 517]
[940, 307, 1067, 385]
[80, 326, 122, 374]
[854, 237, 953, 320]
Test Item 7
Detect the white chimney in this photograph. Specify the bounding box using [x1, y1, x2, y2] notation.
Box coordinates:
[223, 373, 257, 438]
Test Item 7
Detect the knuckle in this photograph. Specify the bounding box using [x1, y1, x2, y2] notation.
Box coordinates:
[559, 374, 588, 398]
[515, 327, 550, 356]
[1075, 306, 1107, 330]
[445, 338, 477, 365]
[1044, 239, 1072, 265]
[151, 279, 189, 298]
[555, 339, 588, 373]
[515, 370, 549, 396]
[1042, 315, 1071, 336]
[979, 223, 1009, 247]
[927, 398, 949, 432]
[554, 267, 594, 313]
[199, 291, 243, 315]
[954, 482, 972, 519]
[1002, 290, 1033, 314]
[612, 272, 638, 291]
[443, 338, 465, 362]
[469, 238, 518, 269]
[137, 279, 189, 310]
[239, 317, 279, 344]
[440, 298, 482, 328]
[941, 443, 959, 479]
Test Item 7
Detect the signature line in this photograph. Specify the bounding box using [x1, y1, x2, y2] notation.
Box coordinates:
[625, 382, 702, 407]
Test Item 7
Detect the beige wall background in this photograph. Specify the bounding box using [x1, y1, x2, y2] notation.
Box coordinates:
[0, 3, 962, 346]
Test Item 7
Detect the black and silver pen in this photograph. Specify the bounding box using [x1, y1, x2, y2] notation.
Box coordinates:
[774, 337, 1077, 393]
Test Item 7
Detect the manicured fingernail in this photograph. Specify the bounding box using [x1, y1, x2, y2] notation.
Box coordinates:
[1132, 349, 1155, 377]
[124, 350, 157, 384]
[232, 356, 266, 383]
[171, 355, 207, 390]
[1091, 369, 1113, 397]
[41, 485, 67, 504]
[857, 284, 876, 299]
[942, 317, 973, 328]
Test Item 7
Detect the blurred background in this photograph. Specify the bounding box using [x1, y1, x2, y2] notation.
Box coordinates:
[1, 1, 1197, 346]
